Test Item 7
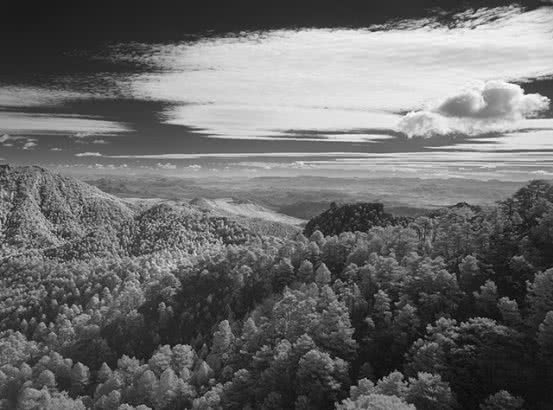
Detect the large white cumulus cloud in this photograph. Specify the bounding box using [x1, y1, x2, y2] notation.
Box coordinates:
[398, 81, 550, 138]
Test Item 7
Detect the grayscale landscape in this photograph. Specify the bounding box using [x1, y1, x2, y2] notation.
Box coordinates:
[1, 1, 553, 409]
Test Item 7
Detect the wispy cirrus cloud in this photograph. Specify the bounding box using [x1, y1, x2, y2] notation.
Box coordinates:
[75, 152, 103, 157]
[0, 112, 129, 135]
[0, 87, 90, 108]
[80, 152, 378, 159]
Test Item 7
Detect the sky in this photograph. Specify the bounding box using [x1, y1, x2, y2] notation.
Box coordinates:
[1, 1, 553, 180]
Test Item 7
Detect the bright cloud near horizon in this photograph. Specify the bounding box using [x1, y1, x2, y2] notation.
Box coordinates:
[398, 80, 551, 138]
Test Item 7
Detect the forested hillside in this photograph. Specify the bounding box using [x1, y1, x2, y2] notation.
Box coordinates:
[2, 167, 553, 409]
[0, 166, 258, 261]
[0, 165, 135, 253]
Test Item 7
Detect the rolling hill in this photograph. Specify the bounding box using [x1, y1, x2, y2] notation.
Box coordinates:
[0, 165, 135, 254]
[190, 197, 304, 237]
[0, 166, 258, 259]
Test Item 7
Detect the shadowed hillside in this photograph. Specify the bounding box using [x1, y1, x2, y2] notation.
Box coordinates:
[304, 202, 407, 236]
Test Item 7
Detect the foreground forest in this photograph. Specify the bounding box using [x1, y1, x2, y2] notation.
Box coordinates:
[1, 166, 553, 409]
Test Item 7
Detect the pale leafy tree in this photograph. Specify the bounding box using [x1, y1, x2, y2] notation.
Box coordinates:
[509, 255, 534, 282]
[315, 262, 332, 286]
[527, 268, 553, 329]
[97, 363, 113, 384]
[207, 320, 234, 372]
[309, 230, 325, 246]
[537, 311, 553, 360]
[148, 345, 173, 376]
[274, 258, 295, 289]
[373, 371, 408, 397]
[46, 392, 87, 409]
[70, 362, 89, 396]
[322, 236, 349, 272]
[36, 369, 56, 389]
[193, 361, 213, 387]
[479, 390, 524, 410]
[298, 260, 314, 283]
[497, 297, 522, 327]
[240, 317, 260, 354]
[473, 280, 499, 316]
[405, 372, 456, 410]
[135, 369, 157, 407]
[171, 344, 196, 374]
[337, 393, 415, 410]
[348, 377, 376, 400]
[192, 383, 223, 410]
[20, 363, 32, 380]
[0, 331, 40, 367]
[372, 290, 392, 327]
[407, 317, 527, 408]
[391, 304, 420, 349]
[346, 246, 371, 268]
[118, 405, 153, 410]
[307, 241, 322, 263]
[17, 387, 47, 410]
[103, 390, 122, 410]
[17, 390, 87, 410]
[458, 255, 480, 290]
[338, 371, 454, 410]
[156, 368, 178, 409]
[94, 374, 124, 405]
[296, 348, 349, 408]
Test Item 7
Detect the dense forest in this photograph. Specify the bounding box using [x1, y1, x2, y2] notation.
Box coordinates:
[2, 166, 553, 409]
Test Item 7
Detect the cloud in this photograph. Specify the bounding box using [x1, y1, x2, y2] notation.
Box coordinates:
[0, 113, 128, 135]
[89, 163, 128, 169]
[438, 81, 549, 119]
[71, 134, 111, 144]
[398, 81, 550, 138]
[22, 140, 38, 150]
[1, 134, 26, 144]
[0, 86, 90, 108]
[74, 132, 94, 138]
[1, 134, 39, 150]
[156, 162, 177, 169]
[116, 6, 553, 141]
[104, 152, 377, 159]
[532, 170, 553, 176]
[50, 147, 63, 151]
[75, 152, 102, 157]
